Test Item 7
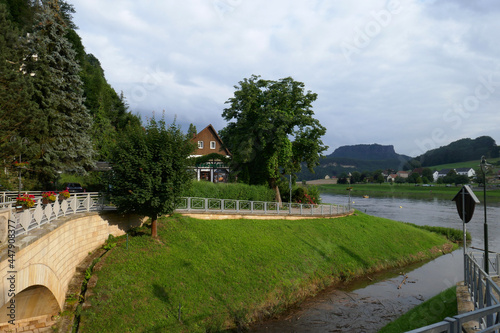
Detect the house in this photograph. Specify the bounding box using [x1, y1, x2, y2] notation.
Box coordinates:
[190, 125, 231, 182]
[396, 171, 409, 179]
[436, 169, 453, 179]
[387, 174, 398, 182]
[435, 168, 476, 181]
[455, 167, 476, 178]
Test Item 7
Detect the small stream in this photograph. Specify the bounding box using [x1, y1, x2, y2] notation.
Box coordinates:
[250, 193, 500, 332]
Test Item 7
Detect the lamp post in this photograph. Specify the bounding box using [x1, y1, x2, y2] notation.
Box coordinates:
[480, 156, 491, 274]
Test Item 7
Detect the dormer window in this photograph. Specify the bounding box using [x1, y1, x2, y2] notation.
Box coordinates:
[210, 141, 216, 149]
[198, 141, 203, 149]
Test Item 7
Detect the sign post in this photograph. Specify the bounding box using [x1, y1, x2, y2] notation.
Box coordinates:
[452, 185, 480, 283]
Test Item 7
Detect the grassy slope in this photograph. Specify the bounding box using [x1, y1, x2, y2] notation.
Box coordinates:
[79, 213, 456, 333]
[378, 286, 457, 332]
[428, 157, 500, 171]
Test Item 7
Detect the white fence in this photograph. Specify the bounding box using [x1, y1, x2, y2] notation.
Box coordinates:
[176, 197, 352, 216]
[1, 193, 352, 238]
[2, 192, 103, 237]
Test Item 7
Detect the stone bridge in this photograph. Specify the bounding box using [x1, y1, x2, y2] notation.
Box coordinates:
[0, 209, 145, 332]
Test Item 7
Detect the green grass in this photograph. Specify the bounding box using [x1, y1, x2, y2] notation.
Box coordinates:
[428, 157, 500, 171]
[79, 212, 457, 332]
[378, 286, 457, 333]
[317, 183, 500, 200]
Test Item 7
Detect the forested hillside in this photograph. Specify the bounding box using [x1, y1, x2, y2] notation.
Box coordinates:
[0, 0, 141, 189]
[414, 136, 499, 167]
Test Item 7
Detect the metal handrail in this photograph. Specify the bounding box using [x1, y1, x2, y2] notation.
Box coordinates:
[407, 252, 500, 333]
[2, 194, 352, 240]
[175, 197, 351, 216]
[2, 192, 103, 237]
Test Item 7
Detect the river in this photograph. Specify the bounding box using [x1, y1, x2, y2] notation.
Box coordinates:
[250, 193, 500, 333]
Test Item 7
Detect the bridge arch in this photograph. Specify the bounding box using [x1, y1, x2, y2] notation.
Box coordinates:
[0, 211, 146, 331]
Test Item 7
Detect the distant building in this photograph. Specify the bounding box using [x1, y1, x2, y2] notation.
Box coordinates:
[434, 168, 476, 182]
[396, 171, 409, 178]
[455, 168, 476, 178]
[190, 125, 231, 182]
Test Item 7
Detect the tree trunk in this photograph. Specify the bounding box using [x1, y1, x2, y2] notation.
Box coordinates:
[269, 178, 282, 204]
[151, 218, 158, 238]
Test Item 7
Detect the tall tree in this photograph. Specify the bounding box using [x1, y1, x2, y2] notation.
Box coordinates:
[110, 116, 195, 237]
[22, 0, 94, 184]
[0, 3, 36, 161]
[220, 75, 327, 202]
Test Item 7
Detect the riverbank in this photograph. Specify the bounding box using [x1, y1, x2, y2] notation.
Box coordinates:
[78, 213, 457, 332]
[316, 183, 500, 201]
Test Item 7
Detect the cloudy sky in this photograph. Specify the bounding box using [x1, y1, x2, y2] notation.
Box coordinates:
[70, 0, 500, 157]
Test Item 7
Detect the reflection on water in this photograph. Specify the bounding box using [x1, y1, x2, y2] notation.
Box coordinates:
[250, 194, 500, 332]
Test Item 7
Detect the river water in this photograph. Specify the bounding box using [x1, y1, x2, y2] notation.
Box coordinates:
[250, 192, 500, 333]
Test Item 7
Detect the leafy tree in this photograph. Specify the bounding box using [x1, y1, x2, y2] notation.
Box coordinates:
[422, 168, 434, 182]
[408, 172, 421, 184]
[373, 170, 385, 184]
[220, 75, 327, 202]
[21, 0, 95, 185]
[351, 171, 361, 184]
[443, 170, 457, 184]
[109, 116, 195, 237]
[394, 176, 406, 184]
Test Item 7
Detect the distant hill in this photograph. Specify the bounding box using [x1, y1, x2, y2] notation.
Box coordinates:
[329, 144, 411, 161]
[297, 144, 412, 180]
[415, 136, 499, 167]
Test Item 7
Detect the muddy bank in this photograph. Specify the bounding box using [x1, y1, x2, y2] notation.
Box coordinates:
[250, 250, 463, 333]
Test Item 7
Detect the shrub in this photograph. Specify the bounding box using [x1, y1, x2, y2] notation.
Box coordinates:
[182, 181, 275, 201]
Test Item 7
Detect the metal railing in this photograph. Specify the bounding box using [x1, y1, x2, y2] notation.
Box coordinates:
[1, 193, 352, 239]
[175, 197, 352, 216]
[2, 192, 103, 237]
[407, 252, 500, 333]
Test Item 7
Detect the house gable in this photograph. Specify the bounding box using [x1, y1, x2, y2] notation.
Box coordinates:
[191, 124, 231, 157]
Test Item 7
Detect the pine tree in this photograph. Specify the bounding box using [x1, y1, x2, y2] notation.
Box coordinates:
[23, 0, 94, 184]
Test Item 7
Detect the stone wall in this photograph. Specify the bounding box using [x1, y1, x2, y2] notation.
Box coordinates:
[0, 211, 146, 329]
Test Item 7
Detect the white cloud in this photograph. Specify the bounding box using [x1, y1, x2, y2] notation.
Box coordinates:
[70, 0, 500, 156]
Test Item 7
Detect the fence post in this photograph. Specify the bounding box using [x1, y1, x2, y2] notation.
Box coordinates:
[205, 198, 208, 212]
[86, 193, 91, 211]
[221, 199, 224, 212]
[277, 203, 279, 215]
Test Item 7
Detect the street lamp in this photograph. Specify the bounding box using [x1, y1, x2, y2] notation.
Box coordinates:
[480, 156, 492, 274]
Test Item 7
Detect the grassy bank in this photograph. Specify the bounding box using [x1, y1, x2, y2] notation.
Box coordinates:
[317, 183, 500, 200]
[379, 286, 457, 332]
[79, 213, 457, 332]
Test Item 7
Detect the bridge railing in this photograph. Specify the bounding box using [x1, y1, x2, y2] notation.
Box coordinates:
[2, 192, 103, 237]
[2, 193, 352, 238]
[406, 251, 500, 333]
[175, 197, 352, 216]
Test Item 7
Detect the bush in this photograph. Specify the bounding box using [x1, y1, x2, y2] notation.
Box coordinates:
[281, 185, 321, 204]
[182, 181, 275, 201]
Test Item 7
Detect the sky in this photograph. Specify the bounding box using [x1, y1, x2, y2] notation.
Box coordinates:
[70, 0, 500, 157]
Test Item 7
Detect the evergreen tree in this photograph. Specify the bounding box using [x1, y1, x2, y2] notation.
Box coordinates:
[22, 0, 94, 184]
[0, 3, 36, 162]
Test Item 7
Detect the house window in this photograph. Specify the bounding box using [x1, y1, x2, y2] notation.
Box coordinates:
[198, 141, 203, 149]
[210, 141, 216, 149]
